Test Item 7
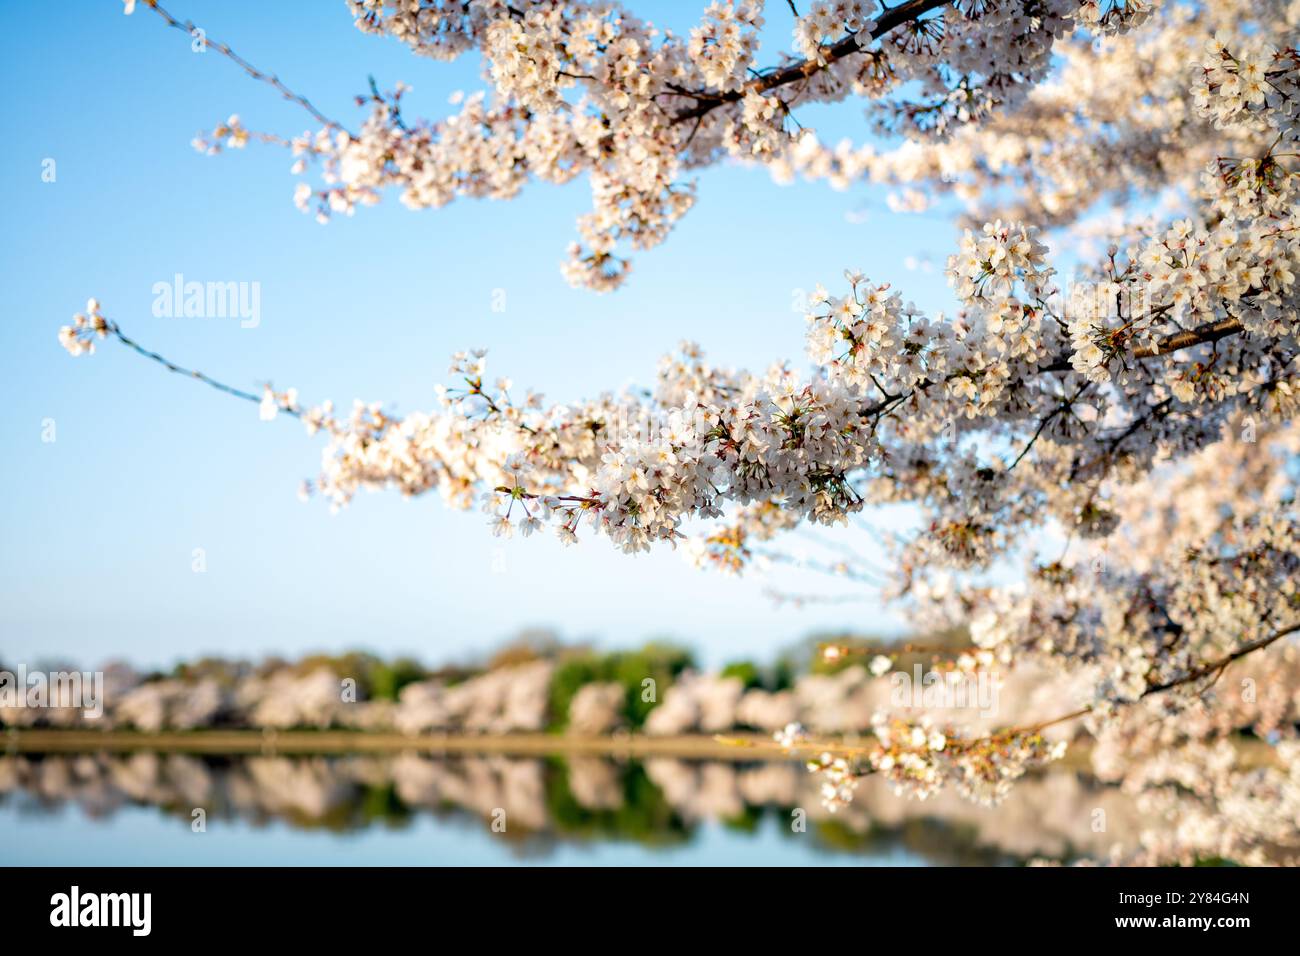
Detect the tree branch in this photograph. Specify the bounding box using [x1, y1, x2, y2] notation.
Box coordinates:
[862, 317, 1246, 420]
[140, 0, 353, 137]
[775, 620, 1300, 766]
[105, 321, 298, 417]
[672, 0, 952, 124]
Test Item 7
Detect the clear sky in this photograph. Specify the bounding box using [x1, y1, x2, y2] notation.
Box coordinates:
[1, 1, 969, 671]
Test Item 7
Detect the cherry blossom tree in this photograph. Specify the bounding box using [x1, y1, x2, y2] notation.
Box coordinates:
[61, 0, 1300, 864]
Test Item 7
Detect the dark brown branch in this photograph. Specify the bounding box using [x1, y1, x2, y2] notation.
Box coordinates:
[1037, 318, 1245, 374]
[797, 621, 1300, 767]
[1009, 381, 1090, 470]
[672, 0, 952, 124]
[1143, 623, 1300, 695]
[861, 318, 1246, 420]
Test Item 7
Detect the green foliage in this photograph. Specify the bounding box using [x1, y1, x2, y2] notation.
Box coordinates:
[767, 657, 796, 691]
[720, 660, 763, 690]
[549, 657, 604, 731]
[243, 651, 436, 702]
[721, 805, 763, 833]
[547, 641, 695, 729]
[543, 758, 689, 846]
[170, 657, 250, 687]
[366, 657, 426, 702]
[720, 658, 796, 691]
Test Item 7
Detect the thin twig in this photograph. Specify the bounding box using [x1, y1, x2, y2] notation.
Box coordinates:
[107, 323, 299, 417]
[141, 0, 353, 137]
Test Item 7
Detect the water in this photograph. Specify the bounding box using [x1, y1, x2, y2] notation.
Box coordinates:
[4, 804, 938, 866]
[0, 752, 1125, 866]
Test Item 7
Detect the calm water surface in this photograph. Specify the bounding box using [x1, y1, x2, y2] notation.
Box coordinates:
[3, 804, 934, 866]
[0, 752, 1122, 865]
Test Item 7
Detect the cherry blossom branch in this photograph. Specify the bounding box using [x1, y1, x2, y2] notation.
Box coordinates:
[1008, 380, 1091, 470]
[1034, 619, 1300, 734]
[60, 303, 304, 419]
[762, 620, 1300, 782]
[137, 0, 353, 137]
[1037, 317, 1246, 374]
[1143, 621, 1300, 695]
[671, 0, 952, 124]
[861, 315, 1249, 422]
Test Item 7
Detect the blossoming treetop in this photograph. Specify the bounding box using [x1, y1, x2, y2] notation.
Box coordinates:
[60, 0, 1300, 863]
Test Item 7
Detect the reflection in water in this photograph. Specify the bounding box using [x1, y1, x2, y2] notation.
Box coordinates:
[0, 752, 1139, 865]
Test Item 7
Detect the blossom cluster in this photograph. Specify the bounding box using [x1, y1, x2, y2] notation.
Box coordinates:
[772, 0, 1295, 235]
[57, 299, 108, 357]
[148, 0, 1183, 290]
[776, 713, 1068, 810]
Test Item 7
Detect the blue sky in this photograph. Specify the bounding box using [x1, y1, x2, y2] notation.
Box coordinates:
[1, 1, 968, 671]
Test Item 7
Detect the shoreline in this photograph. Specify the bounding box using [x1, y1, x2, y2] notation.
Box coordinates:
[3, 728, 794, 760]
[12, 730, 1270, 772]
